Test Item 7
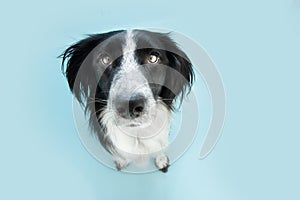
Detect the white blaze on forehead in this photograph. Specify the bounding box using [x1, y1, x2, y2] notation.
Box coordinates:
[109, 30, 153, 102]
[121, 30, 137, 71]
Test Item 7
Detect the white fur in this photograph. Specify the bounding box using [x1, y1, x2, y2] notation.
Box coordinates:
[121, 30, 137, 72]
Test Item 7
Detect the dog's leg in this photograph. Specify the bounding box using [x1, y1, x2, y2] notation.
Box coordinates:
[114, 156, 130, 171]
[155, 154, 170, 173]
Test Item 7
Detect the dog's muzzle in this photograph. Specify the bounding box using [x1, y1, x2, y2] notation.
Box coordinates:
[115, 93, 147, 119]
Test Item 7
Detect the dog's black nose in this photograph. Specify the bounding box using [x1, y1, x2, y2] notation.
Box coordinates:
[116, 94, 146, 119]
[129, 94, 146, 118]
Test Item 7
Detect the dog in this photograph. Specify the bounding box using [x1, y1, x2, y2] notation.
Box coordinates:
[61, 30, 194, 172]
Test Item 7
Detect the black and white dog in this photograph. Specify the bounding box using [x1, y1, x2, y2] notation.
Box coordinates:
[61, 30, 194, 172]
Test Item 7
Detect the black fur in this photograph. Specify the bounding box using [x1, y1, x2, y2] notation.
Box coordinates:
[60, 30, 126, 153]
[60, 30, 125, 104]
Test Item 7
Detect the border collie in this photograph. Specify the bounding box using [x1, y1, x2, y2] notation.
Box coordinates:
[61, 30, 194, 172]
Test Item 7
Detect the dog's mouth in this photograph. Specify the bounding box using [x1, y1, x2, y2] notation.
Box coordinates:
[127, 122, 142, 127]
[121, 118, 152, 128]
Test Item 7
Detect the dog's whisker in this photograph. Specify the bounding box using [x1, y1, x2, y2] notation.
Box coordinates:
[86, 97, 108, 102]
[88, 107, 107, 118]
[86, 100, 108, 105]
[158, 98, 176, 101]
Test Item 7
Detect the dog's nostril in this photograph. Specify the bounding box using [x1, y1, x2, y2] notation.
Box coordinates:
[131, 105, 144, 118]
[134, 105, 144, 113]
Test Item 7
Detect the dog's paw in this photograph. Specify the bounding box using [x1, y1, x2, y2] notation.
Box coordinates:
[155, 154, 170, 173]
[115, 158, 129, 171]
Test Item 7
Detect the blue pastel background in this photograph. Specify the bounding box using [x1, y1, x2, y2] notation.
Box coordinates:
[1, 0, 299, 199]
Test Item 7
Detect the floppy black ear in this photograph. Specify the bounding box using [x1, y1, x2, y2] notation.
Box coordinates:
[60, 30, 123, 104]
[159, 49, 194, 109]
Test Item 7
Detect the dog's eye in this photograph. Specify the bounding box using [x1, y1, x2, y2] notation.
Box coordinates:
[147, 53, 160, 64]
[100, 54, 112, 65]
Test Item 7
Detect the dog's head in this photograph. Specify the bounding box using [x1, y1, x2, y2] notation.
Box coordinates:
[61, 30, 194, 134]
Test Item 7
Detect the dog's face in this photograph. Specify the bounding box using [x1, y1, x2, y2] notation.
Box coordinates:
[61, 29, 194, 141]
[95, 31, 169, 128]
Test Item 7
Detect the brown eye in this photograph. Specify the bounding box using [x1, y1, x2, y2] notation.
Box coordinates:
[147, 53, 160, 64]
[100, 54, 112, 65]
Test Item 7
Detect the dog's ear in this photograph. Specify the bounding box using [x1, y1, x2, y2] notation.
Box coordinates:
[60, 31, 123, 104]
[160, 49, 194, 109]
